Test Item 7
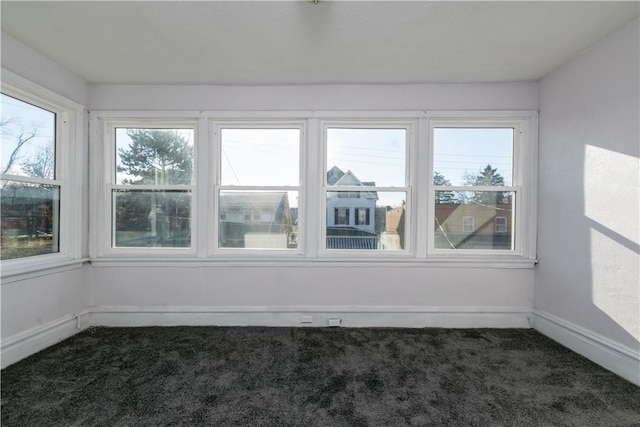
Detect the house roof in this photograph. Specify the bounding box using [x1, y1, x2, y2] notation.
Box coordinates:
[327, 167, 378, 200]
[326, 166, 345, 186]
[219, 192, 288, 210]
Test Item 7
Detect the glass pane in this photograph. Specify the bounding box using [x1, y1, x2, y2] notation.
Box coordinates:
[221, 129, 299, 186]
[116, 128, 194, 185]
[1, 180, 59, 259]
[1, 93, 56, 179]
[218, 190, 298, 249]
[327, 128, 405, 187]
[434, 190, 514, 250]
[113, 190, 191, 247]
[433, 128, 513, 186]
[326, 191, 406, 251]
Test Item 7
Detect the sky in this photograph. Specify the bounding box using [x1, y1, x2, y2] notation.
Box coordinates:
[1, 93, 56, 180]
[433, 128, 513, 186]
[221, 128, 299, 187]
[2, 98, 513, 204]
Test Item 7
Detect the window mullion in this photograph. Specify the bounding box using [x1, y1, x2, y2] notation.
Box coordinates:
[195, 117, 208, 257]
[305, 118, 321, 258]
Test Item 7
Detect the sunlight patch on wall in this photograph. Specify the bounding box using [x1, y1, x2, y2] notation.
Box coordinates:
[584, 145, 639, 240]
[585, 144, 639, 342]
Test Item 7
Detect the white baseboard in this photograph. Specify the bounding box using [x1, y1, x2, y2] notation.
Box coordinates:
[0, 305, 530, 368]
[1, 310, 91, 369]
[88, 305, 532, 329]
[532, 310, 640, 386]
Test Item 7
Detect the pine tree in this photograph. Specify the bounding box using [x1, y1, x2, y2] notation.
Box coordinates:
[115, 129, 193, 246]
[464, 164, 510, 205]
[433, 171, 458, 204]
[117, 129, 193, 185]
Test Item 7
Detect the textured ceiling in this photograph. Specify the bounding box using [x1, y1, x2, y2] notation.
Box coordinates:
[1, 1, 638, 85]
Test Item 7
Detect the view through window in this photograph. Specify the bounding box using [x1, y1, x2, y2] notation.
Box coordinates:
[433, 128, 514, 250]
[1, 93, 59, 260]
[325, 127, 407, 251]
[218, 128, 300, 250]
[113, 128, 194, 248]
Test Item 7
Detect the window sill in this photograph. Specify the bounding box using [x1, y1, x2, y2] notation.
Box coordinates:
[1, 256, 90, 284]
[89, 256, 537, 269]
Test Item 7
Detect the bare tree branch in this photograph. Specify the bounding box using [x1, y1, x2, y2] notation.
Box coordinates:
[1, 122, 42, 175]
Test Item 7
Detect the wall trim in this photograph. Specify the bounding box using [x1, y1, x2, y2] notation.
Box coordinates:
[532, 310, 640, 386]
[88, 305, 532, 329]
[1, 310, 91, 369]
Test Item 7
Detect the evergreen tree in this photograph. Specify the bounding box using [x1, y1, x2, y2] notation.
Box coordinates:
[433, 171, 458, 204]
[117, 129, 193, 185]
[464, 164, 510, 205]
[115, 130, 193, 246]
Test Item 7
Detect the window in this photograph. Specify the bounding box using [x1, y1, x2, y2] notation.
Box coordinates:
[1, 93, 60, 260]
[430, 115, 536, 257]
[216, 126, 301, 250]
[495, 216, 508, 233]
[111, 125, 195, 249]
[324, 125, 410, 252]
[335, 208, 350, 225]
[355, 208, 370, 226]
[462, 216, 475, 233]
[92, 111, 536, 265]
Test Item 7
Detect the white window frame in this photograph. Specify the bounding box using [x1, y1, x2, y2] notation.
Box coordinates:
[427, 112, 538, 261]
[211, 121, 305, 256]
[0, 71, 85, 278]
[89, 110, 536, 268]
[96, 119, 199, 257]
[320, 120, 415, 258]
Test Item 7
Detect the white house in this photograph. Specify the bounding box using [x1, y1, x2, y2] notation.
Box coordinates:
[325, 166, 378, 249]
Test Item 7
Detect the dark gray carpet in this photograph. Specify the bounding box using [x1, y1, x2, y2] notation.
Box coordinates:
[2, 327, 639, 426]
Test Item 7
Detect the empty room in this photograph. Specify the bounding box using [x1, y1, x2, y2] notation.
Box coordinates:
[1, 1, 639, 425]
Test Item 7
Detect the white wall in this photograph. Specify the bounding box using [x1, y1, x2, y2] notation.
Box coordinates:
[536, 19, 639, 381]
[91, 265, 533, 322]
[90, 82, 537, 112]
[1, 32, 90, 106]
[1, 32, 92, 366]
[88, 81, 538, 328]
[1, 265, 92, 367]
[1, 266, 91, 338]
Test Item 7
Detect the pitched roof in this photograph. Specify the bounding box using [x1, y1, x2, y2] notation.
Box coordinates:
[219, 192, 288, 209]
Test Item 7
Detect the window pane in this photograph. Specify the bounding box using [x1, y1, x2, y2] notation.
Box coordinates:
[113, 190, 191, 247]
[327, 128, 405, 187]
[218, 190, 298, 249]
[1, 94, 56, 179]
[116, 128, 194, 185]
[1, 180, 59, 259]
[434, 190, 513, 250]
[433, 128, 513, 186]
[221, 129, 299, 186]
[326, 191, 406, 251]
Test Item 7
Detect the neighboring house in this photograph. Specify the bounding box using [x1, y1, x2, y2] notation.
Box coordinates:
[326, 166, 378, 249]
[434, 202, 512, 250]
[219, 191, 294, 248]
[381, 203, 405, 250]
